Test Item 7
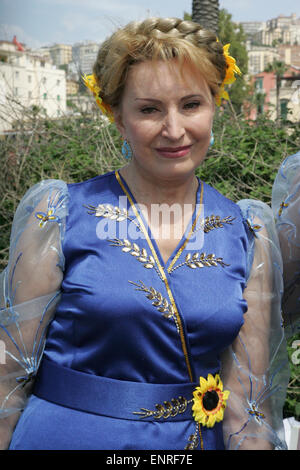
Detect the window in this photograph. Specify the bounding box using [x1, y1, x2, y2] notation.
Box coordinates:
[255, 78, 265, 116]
[28, 91, 32, 98]
[255, 77, 264, 90]
[15, 71, 19, 79]
[43, 93, 47, 100]
[57, 95, 60, 101]
[42, 77, 47, 84]
[257, 101, 264, 115]
[28, 75, 32, 83]
[57, 79, 60, 86]
[280, 99, 289, 120]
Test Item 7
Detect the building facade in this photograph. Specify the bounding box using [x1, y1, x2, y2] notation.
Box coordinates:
[0, 40, 66, 133]
[72, 41, 100, 75]
[239, 21, 266, 38]
[278, 44, 300, 68]
[255, 13, 300, 46]
[247, 46, 280, 74]
[247, 66, 300, 123]
[35, 44, 72, 67]
[49, 44, 72, 66]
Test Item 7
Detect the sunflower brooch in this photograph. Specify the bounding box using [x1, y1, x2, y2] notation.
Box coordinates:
[192, 373, 230, 428]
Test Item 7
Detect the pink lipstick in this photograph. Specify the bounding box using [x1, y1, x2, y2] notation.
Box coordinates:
[156, 145, 192, 158]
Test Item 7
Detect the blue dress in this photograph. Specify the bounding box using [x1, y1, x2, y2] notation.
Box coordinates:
[0, 170, 289, 450]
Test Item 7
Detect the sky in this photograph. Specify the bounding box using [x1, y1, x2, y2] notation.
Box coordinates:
[0, 0, 300, 49]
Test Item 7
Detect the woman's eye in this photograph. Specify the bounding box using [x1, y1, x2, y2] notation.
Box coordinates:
[184, 101, 200, 110]
[141, 107, 158, 114]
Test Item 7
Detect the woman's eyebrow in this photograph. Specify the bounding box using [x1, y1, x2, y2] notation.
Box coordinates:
[134, 94, 204, 102]
[134, 98, 162, 102]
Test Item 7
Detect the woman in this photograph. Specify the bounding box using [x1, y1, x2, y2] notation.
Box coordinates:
[272, 151, 300, 338]
[0, 17, 288, 450]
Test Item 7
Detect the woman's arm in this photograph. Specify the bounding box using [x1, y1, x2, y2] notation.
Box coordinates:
[0, 180, 69, 449]
[221, 202, 289, 450]
[272, 152, 300, 337]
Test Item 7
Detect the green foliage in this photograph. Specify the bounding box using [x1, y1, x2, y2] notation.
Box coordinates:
[197, 109, 300, 203]
[0, 111, 123, 263]
[264, 60, 287, 75]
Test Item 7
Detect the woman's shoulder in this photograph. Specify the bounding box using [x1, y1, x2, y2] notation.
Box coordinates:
[66, 170, 117, 202]
[201, 179, 244, 219]
[14, 178, 69, 221]
[67, 170, 116, 189]
[201, 179, 276, 237]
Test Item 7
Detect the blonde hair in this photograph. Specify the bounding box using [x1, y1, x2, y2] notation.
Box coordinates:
[93, 17, 227, 108]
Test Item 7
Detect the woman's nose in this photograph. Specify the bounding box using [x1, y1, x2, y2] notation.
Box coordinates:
[161, 110, 185, 141]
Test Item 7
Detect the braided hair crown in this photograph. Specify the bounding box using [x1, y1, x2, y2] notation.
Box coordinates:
[93, 17, 227, 107]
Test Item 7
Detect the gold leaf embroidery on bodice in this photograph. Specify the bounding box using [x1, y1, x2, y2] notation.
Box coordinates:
[84, 202, 234, 276]
[129, 280, 180, 332]
[200, 215, 235, 233]
[108, 238, 155, 268]
[168, 252, 230, 274]
[84, 203, 141, 229]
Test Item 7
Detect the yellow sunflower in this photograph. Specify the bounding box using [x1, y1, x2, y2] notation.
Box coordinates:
[223, 44, 241, 85]
[82, 74, 115, 122]
[192, 373, 230, 428]
[215, 43, 242, 106]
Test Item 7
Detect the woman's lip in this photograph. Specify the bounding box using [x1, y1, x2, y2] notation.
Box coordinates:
[155, 145, 192, 158]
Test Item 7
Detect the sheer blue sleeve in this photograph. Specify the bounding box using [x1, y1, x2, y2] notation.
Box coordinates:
[221, 199, 289, 450]
[0, 180, 69, 449]
[272, 151, 300, 338]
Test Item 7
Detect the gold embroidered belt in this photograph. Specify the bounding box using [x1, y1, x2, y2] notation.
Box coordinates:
[33, 358, 197, 422]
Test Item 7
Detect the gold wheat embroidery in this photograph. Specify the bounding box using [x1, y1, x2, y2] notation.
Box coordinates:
[108, 238, 155, 268]
[133, 396, 192, 420]
[185, 427, 200, 450]
[84, 203, 141, 229]
[129, 280, 180, 331]
[169, 252, 230, 273]
[196, 215, 235, 234]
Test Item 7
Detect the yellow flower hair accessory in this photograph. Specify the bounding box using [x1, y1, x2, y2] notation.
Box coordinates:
[216, 43, 242, 106]
[192, 373, 230, 428]
[82, 73, 114, 122]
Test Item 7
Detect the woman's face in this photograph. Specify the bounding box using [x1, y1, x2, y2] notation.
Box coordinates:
[115, 59, 215, 183]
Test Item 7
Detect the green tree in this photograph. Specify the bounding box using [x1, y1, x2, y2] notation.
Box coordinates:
[192, 0, 220, 34]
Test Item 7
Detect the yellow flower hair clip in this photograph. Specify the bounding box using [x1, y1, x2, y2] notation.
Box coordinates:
[82, 73, 115, 122]
[216, 43, 242, 106]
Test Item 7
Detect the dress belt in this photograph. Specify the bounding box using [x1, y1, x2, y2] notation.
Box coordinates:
[33, 358, 197, 422]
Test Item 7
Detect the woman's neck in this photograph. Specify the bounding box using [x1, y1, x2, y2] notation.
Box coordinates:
[119, 162, 199, 208]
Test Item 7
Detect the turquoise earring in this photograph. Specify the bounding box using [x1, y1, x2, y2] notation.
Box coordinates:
[210, 131, 214, 147]
[122, 139, 133, 160]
